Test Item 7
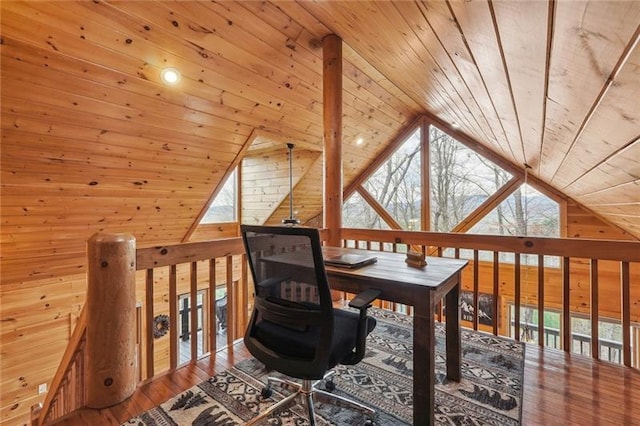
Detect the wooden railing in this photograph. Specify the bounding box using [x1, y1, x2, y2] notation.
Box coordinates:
[33, 229, 639, 424]
[33, 236, 248, 425]
[340, 228, 640, 368]
[31, 307, 87, 425]
[135, 237, 248, 379]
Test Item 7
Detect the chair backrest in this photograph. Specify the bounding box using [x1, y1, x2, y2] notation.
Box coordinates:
[241, 225, 334, 378]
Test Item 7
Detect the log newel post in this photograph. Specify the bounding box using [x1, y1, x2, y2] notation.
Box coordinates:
[86, 233, 137, 408]
[323, 33, 343, 247]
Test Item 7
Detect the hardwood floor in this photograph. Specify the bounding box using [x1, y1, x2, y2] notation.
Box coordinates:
[53, 341, 640, 425]
[522, 345, 640, 425]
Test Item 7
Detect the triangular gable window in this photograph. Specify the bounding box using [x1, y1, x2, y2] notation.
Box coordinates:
[429, 125, 512, 232]
[361, 127, 422, 230]
[469, 183, 559, 237]
[201, 168, 237, 224]
[342, 192, 391, 230]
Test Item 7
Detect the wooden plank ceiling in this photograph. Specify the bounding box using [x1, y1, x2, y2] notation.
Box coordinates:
[1, 1, 639, 284]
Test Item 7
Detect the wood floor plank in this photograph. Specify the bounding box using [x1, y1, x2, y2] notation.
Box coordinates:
[51, 340, 640, 425]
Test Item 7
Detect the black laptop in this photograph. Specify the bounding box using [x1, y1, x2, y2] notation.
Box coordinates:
[324, 253, 378, 269]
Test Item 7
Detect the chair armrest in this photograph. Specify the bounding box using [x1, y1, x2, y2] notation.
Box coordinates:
[341, 288, 381, 366]
[348, 288, 381, 311]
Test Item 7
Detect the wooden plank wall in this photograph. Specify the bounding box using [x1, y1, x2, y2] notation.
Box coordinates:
[1, 0, 421, 290]
[242, 148, 322, 225]
[566, 201, 639, 241]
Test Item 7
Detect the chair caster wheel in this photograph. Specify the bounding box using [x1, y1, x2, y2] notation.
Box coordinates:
[324, 379, 335, 392]
[261, 386, 273, 399]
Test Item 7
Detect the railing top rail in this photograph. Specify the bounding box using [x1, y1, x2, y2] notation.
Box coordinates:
[341, 228, 640, 262]
[37, 305, 87, 425]
[136, 237, 244, 270]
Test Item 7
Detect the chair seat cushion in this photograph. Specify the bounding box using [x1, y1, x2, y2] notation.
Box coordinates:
[254, 308, 376, 369]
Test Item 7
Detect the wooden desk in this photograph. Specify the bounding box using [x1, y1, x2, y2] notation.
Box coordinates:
[322, 247, 468, 426]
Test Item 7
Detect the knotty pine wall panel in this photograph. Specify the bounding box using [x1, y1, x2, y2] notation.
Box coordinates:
[266, 156, 325, 226]
[0, 273, 84, 425]
[2, 1, 422, 295]
[188, 223, 240, 242]
[242, 148, 321, 225]
[566, 202, 638, 241]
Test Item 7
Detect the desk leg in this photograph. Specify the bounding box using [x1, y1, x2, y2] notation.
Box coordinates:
[413, 294, 435, 426]
[445, 279, 461, 382]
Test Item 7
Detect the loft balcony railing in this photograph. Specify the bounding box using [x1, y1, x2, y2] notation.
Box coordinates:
[33, 228, 640, 425]
[340, 228, 639, 367]
[32, 236, 249, 425]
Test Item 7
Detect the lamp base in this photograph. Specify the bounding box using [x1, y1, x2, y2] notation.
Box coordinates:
[282, 218, 301, 225]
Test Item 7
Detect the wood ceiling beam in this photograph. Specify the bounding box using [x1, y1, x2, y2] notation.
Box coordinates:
[356, 185, 403, 230]
[449, 176, 523, 234]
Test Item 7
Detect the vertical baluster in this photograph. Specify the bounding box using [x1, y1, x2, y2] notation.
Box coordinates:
[145, 269, 154, 379]
[493, 251, 499, 336]
[208, 259, 217, 356]
[226, 256, 235, 346]
[632, 327, 639, 368]
[169, 265, 178, 369]
[78, 348, 85, 408]
[241, 253, 249, 334]
[562, 257, 571, 352]
[621, 261, 631, 367]
[61, 378, 67, 416]
[473, 250, 479, 331]
[69, 362, 76, 412]
[590, 259, 599, 360]
[514, 253, 521, 342]
[190, 262, 198, 362]
[537, 254, 545, 347]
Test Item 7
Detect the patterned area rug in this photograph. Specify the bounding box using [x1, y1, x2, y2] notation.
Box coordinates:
[124, 308, 524, 425]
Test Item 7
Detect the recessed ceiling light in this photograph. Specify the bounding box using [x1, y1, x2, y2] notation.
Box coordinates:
[160, 67, 180, 85]
[451, 122, 460, 129]
[356, 138, 364, 145]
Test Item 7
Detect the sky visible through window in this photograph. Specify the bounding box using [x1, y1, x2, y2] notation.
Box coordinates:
[343, 125, 559, 241]
[201, 168, 237, 223]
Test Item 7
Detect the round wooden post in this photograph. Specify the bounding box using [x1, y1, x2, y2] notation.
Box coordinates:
[86, 233, 137, 408]
[323, 34, 343, 301]
[323, 33, 343, 247]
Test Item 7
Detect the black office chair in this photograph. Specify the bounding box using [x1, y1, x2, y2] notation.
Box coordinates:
[241, 225, 380, 425]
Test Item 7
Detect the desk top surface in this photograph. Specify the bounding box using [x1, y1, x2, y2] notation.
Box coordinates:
[323, 246, 468, 289]
[261, 246, 468, 291]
